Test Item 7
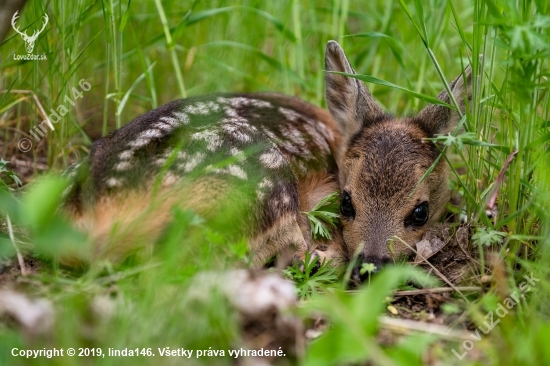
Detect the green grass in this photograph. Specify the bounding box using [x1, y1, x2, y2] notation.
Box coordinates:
[1, 0, 550, 365]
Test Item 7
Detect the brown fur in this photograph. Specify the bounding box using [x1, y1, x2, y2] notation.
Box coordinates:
[63, 92, 347, 268]
[324, 41, 474, 277]
[66, 171, 346, 268]
[63, 41, 473, 278]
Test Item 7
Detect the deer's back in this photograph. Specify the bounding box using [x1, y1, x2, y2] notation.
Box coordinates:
[64, 93, 342, 264]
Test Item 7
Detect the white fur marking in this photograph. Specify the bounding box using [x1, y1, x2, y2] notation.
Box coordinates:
[115, 161, 132, 171]
[278, 107, 302, 122]
[106, 177, 123, 188]
[159, 116, 180, 127]
[172, 111, 190, 124]
[227, 165, 247, 180]
[128, 138, 150, 148]
[162, 172, 179, 187]
[137, 129, 162, 139]
[190, 129, 222, 152]
[185, 102, 210, 115]
[118, 150, 133, 160]
[259, 149, 285, 169]
[256, 178, 274, 201]
[182, 152, 206, 172]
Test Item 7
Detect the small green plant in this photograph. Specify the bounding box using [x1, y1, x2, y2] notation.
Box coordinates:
[472, 227, 507, 247]
[227, 237, 250, 264]
[304, 265, 437, 366]
[360, 262, 377, 285]
[302, 191, 340, 240]
[0, 159, 22, 187]
[284, 252, 339, 299]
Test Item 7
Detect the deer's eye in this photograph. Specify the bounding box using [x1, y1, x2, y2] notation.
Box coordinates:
[340, 191, 355, 218]
[405, 202, 429, 227]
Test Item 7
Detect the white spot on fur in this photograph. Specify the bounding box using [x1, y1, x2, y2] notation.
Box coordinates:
[281, 123, 305, 145]
[127, 138, 150, 148]
[217, 96, 231, 104]
[256, 178, 274, 201]
[222, 120, 257, 143]
[137, 129, 162, 140]
[259, 149, 285, 169]
[185, 102, 210, 115]
[229, 97, 272, 109]
[229, 147, 246, 162]
[191, 129, 222, 152]
[152, 115, 188, 132]
[115, 161, 132, 171]
[282, 193, 291, 204]
[106, 177, 122, 188]
[159, 116, 180, 127]
[206, 101, 221, 112]
[227, 165, 247, 180]
[207, 164, 248, 180]
[177, 151, 187, 160]
[118, 150, 133, 160]
[152, 122, 171, 131]
[278, 107, 302, 121]
[162, 172, 179, 187]
[182, 152, 206, 172]
[258, 178, 274, 190]
[155, 157, 167, 166]
[172, 111, 190, 124]
[223, 107, 247, 123]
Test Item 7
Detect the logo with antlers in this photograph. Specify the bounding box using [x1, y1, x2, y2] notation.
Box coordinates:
[11, 11, 48, 54]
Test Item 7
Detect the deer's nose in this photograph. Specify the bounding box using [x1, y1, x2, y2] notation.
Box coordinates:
[352, 255, 391, 284]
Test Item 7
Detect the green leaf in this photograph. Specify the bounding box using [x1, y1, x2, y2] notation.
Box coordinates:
[305, 266, 437, 366]
[117, 61, 156, 116]
[284, 252, 339, 299]
[359, 262, 377, 276]
[119, 0, 132, 32]
[303, 191, 340, 240]
[472, 227, 507, 247]
[327, 71, 454, 109]
[21, 175, 70, 230]
[0, 159, 22, 187]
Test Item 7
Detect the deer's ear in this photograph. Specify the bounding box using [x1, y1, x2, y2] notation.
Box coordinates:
[414, 64, 476, 136]
[325, 41, 384, 142]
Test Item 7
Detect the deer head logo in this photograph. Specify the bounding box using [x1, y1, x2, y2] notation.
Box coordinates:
[11, 11, 48, 54]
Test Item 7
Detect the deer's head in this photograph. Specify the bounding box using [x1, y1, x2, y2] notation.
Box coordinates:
[11, 11, 48, 53]
[324, 41, 474, 281]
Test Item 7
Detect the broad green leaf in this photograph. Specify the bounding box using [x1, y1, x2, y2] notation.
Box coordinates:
[21, 175, 69, 230]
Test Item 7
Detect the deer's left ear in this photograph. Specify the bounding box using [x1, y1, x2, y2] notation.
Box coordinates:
[413, 63, 476, 136]
[325, 41, 384, 142]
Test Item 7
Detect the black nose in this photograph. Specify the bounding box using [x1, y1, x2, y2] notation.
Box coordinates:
[352, 255, 391, 284]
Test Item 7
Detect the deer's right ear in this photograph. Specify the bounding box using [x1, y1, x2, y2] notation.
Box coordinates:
[414, 62, 476, 137]
[325, 41, 384, 141]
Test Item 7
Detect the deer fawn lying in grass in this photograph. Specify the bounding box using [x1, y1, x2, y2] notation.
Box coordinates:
[64, 41, 473, 281]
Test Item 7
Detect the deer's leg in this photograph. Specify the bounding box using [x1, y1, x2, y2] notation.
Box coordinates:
[249, 213, 310, 268]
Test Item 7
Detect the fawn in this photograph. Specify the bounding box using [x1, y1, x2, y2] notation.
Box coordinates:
[64, 41, 473, 281]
